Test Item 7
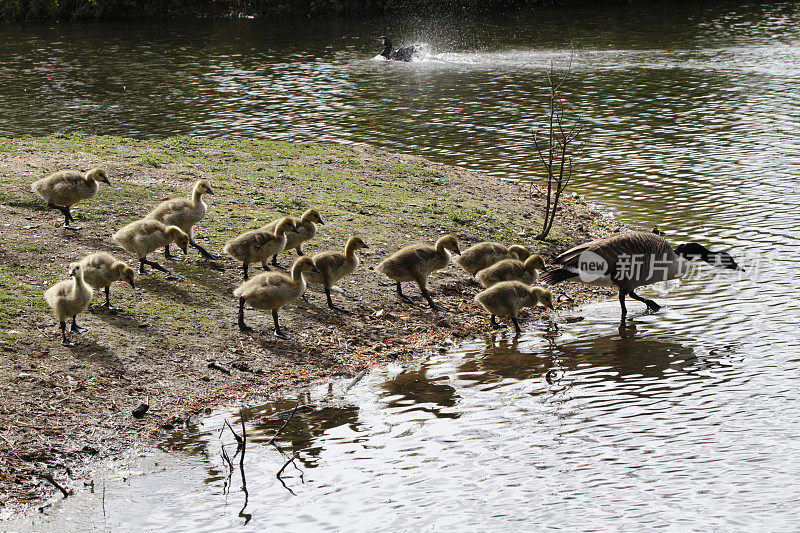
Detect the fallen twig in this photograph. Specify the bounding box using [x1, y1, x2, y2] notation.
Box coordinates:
[40, 472, 71, 498]
[344, 369, 368, 393]
[207, 360, 231, 375]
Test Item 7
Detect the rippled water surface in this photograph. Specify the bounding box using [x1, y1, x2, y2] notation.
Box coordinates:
[4, 1, 800, 530]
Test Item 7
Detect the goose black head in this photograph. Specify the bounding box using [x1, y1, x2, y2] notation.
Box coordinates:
[376, 36, 392, 58]
[675, 243, 744, 271]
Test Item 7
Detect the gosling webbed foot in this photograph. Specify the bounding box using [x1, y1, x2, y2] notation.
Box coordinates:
[238, 321, 253, 332]
[398, 294, 415, 304]
[489, 316, 506, 329]
[428, 302, 450, 313]
[61, 337, 75, 347]
[328, 302, 349, 313]
[100, 301, 121, 312]
[70, 323, 88, 334]
[274, 328, 291, 340]
[190, 240, 219, 261]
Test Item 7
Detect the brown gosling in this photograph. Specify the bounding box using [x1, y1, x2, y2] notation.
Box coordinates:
[233, 256, 320, 339]
[475, 254, 546, 288]
[147, 178, 217, 260]
[474, 281, 554, 334]
[31, 168, 111, 230]
[376, 234, 461, 312]
[78, 251, 136, 310]
[262, 209, 325, 267]
[222, 217, 299, 280]
[44, 263, 93, 346]
[304, 236, 368, 312]
[113, 219, 189, 275]
[456, 242, 531, 276]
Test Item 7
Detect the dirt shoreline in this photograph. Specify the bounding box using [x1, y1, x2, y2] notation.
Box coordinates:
[0, 134, 615, 515]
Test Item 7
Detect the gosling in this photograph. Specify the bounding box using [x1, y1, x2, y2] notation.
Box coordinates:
[113, 219, 189, 275]
[474, 281, 554, 334]
[263, 209, 324, 267]
[44, 263, 93, 346]
[456, 242, 531, 276]
[475, 254, 546, 288]
[78, 251, 136, 310]
[222, 217, 299, 280]
[234, 256, 320, 339]
[304, 236, 368, 312]
[31, 168, 111, 230]
[376, 234, 460, 312]
[147, 178, 218, 260]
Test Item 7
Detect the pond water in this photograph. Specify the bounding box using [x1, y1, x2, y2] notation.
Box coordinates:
[3, 1, 800, 530]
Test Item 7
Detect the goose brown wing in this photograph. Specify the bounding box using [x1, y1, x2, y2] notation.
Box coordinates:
[555, 232, 674, 280]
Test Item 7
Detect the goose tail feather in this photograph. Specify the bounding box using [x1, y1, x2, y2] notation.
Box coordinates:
[539, 267, 578, 286]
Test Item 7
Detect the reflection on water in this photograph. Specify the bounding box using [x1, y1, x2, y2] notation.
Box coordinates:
[5, 0, 800, 530]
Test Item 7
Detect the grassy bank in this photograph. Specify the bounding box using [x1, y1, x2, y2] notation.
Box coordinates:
[0, 133, 613, 509]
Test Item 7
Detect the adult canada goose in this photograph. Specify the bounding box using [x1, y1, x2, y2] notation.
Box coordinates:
[147, 179, 217, 260]
[234, 256, 320, 339]
[31, 168, 111, 230]
[113, 219, 189, 275]
[44, 263, 93, 346]
[262, 209, 324, 267]
[475, 254, 546, 288]
[304, 236, 368, 312]
[376, 36, 421, 62]
[539, 231, 744, 319]
[78, 251, 136, 310]
[376, 234, 460, 312]
[222, 217, 299, 280]
[456, 242, 530, 276]
[475, 282, 554, 334]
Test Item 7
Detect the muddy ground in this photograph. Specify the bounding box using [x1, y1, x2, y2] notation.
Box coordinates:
[0, 134, 617, 513]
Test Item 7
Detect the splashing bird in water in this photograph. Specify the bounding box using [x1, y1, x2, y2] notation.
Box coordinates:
[376, 36, 421, 62]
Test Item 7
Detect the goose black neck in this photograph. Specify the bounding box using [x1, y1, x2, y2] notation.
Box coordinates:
[675, 242, 710, 262]
[381, 38, 392, 59]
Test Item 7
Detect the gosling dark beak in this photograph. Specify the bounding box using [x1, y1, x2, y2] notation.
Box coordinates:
[103, 177, 111, 185]
[311, 264, 321, 273]
[363, 244, 369, 248]
[129, 281, 136, 289]
[318, 219, 325, 225]
[454, 248, 461, 256]
[206, 188, 214, 195]
[547, 303, 555, 310]
[69, 270, 77, 277]
[291, 227, 300, 234]
[181, 246, 188, 254]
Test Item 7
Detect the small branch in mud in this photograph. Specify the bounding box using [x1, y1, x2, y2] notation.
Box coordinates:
[344, 369, 368, 393]
[207, 359, 231, 375]
[40, 472, 72, 498]
[224, 419, 243, 445]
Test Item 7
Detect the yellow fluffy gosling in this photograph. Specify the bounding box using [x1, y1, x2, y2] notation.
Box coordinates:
[475, 254, 546, 288]
[263, 209, 324, 267]
[456, 242, 531, 276]
[79, 251, 136, 310]
[222, 217, 299, 280]
[234, 256, 320, 339]
[113, 219, 189, 275]
[376, 234, 460, 312]
[147, 178, 217, 260]
[31, 168, 110, 230]
[44, 263, 93, 346]
[475, 281, 554, 334]
[304, 236, 368, 311]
